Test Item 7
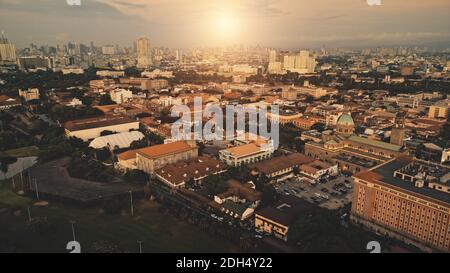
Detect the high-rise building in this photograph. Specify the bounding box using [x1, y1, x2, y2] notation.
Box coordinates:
[283, 51, 316, 74]
[136, 37, 152, 69]
[351, 156, 450, 252]
[269, 49, 277, 63]
[102, 45, 116, 55]
[175, 49, 183, 63]
[0, 32, 17, 63]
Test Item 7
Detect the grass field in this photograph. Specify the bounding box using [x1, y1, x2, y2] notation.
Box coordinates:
[0, 178, 239, 253]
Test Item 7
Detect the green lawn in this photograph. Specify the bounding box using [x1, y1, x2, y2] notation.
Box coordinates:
[0, 179, 238, 253]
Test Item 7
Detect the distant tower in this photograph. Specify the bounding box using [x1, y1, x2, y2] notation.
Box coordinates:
[0, 31, 17, 63]
[336, 113, 355, 137]
[390, 127, 405, 147]
[136, 37, 152, 69]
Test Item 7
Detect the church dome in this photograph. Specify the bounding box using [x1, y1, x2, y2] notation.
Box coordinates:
[337, 113, 354, 126]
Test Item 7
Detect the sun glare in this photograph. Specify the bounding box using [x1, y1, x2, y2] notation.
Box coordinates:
[215, 15, 236, 34]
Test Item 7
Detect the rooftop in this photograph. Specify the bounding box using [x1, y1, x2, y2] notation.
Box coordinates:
[64, 115, 137, 132]
[216, 179, 262, 203]
[354, 157, 450, 205]
[89, 131, 144, 149]
[155, 156, 227, 186]
[337, 113, 355, 126]
[347, 135, 403, 152]
[137, 141, 197, 160]
[250, 153, 314, 175]
[256, 196, 314, 227]
[223, 143, 264, 158]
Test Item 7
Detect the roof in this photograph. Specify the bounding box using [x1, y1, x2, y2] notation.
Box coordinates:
[354, 156, 450, 205]
[0, 95, 20, 106]
[118, 149, 138, 161]
[89, 131, 144, 149]
[94, 104, 122, 113]
[155, 156, 227, 186]
[256, 196, 313, 227]
[337, 113, 354, 126]
[137, 141, 197, 160]
[250, 153, 314, 175]
[222, 200, 248, 215]
[347, 135, 403, 152]
[224, 143, 263, 158]
[216, 179, 262, 202]
[64, 115, 137, 132]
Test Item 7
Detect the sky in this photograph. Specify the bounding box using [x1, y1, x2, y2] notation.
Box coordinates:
[0, 0, 449, 49]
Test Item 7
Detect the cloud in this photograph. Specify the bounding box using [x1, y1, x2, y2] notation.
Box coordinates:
[0, 0, 449, 48]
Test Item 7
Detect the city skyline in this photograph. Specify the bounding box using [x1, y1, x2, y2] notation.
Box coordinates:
[0, 0, 449, 49]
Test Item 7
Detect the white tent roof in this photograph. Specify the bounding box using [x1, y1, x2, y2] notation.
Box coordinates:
[89, 131, 145, 149]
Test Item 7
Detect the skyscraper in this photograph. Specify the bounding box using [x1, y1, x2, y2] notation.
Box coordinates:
[269, 49, 277, 63]
[0, 32, 17, 63]
[136, 37, 152, 69]
[283, 51, 316, 74]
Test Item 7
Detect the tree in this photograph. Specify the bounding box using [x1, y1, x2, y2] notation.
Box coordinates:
[98, 94, 115, 106]
[203, 175, 228, 196]
[226, 165, 251, 182]
[304, 95, 315, 103]
[124, 169, 149, 185]
[185, 178, 195, 189]
[130, 138, 147, 149]
[288, 208, 370, 253]
[311, 123, 326, 132]
[0, 156, 17, 173]
[100, 130, 115, 136]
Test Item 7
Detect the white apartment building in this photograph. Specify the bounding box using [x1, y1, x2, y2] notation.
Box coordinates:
[219, 141, 274, 167]
[110, 88, 133, 104]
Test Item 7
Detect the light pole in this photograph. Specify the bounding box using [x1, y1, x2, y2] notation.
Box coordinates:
[27, 206, 32, 223]
[70, 220, 77, 242]
[137, 240, 143, 253]
[129, 190, 134, 217]
[34, 178, 39, 201]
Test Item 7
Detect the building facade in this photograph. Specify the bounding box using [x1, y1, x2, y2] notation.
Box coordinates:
[351, 157, 450, 252]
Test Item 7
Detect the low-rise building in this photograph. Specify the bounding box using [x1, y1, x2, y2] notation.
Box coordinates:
[88, 131, 144, 150]
[18, 88, 40, 101]
[255, 196, 313, 241]
[110, 88, 133, 104]
[214, 180, 263, 221]
[155, 156, 226, 188]
[299, 160, 339, 181]
[219, 141, 274, 167]
[428, 99, 449, 119]
[63, 115, 139, 141]
[117, 140, 198, 174]
[0, 95, 20, 110]
[96, 70, 125, 78]
[250, 153, 314, 180]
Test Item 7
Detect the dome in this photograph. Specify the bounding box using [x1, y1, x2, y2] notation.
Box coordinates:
[337, 113, 354, 126]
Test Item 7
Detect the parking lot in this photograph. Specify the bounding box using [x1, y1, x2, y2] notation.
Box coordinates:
[274, 174, 354, 210]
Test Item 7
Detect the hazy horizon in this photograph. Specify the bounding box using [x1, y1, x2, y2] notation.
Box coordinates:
[1, 0, 449, 49]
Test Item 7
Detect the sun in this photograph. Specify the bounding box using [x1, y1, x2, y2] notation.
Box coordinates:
[215, 15, 236, 34]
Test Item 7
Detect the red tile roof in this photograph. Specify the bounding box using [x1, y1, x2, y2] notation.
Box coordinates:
[137, 141, 196, 159]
